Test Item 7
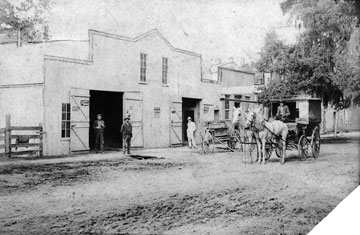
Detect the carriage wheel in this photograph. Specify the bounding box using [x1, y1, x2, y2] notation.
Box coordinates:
[275, 147, 282, 158]
[265, 146, 272, 160]
[227, 139, 236, 151]
[275, 140, 285, 158]
[298, 135, 309, 161]
[249, 137, 258, 154]
[311, 127, 320, 158]
[201, 132, 214, 154]
[229, 130, 241, 151]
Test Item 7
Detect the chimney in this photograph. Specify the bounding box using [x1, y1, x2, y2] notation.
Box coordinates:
[239, 57, 245, 66]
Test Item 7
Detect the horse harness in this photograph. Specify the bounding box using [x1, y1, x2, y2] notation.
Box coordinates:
[248, 113, 287, 143]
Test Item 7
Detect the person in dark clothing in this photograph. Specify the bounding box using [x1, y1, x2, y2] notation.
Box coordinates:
[275, 100, 291, 122]
[120, 116, 132, 155]
[93, 114, 105, 153]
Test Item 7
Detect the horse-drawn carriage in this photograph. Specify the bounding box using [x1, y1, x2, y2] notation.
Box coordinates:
[263, 97, 321, 161]
[199, 120, 241, 154]
[200, 96, 321, 164]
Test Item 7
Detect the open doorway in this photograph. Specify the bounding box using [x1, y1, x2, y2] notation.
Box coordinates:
[90, 90, 123, 151]
[182, 97, 201, 144]
[271, 101, 298, 122]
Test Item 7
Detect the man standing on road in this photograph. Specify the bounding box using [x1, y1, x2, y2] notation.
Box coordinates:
[93, 114, 105, 153]
[187, 117, 196, 149]
[120, 116, 132, 155]
[275, 100, 290, 122]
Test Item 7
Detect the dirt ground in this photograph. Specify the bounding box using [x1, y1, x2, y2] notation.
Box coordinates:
[0, 139, 359, 235]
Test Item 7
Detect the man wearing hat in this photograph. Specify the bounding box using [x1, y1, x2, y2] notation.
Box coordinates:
[275, 100, 290, 122]
[187, 116, 196, 149]
[93, 114, 106, 153]
[120, 115, 132, 154]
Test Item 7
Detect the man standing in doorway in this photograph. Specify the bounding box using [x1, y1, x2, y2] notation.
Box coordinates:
[187, 117, 196, 149]
[93, 114, 105, 153]
[120, 116, 132, 155]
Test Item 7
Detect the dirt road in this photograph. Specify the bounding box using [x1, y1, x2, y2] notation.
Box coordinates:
[0, 140, 359, 234]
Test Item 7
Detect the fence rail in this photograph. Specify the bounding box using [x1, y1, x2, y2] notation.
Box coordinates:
[0, 114, 43, 158]
[11, 126, 43, 131]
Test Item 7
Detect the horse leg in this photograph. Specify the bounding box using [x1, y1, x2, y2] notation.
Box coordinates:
[280, 136, 287, 165]
[249, 137, 253, 164]
[256, 138, 261, 164]
[261, 138, 266, 164]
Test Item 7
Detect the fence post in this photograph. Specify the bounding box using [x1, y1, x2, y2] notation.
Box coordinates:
[334, 110, 339, 138]
[5, 114, 11, 158]
[39, 123, 43, 157]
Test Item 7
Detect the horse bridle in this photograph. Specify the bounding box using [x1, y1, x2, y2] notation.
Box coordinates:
[247, 112, 256, 129]
[249, 113, 287, 143]
[248, 112, 266, 132]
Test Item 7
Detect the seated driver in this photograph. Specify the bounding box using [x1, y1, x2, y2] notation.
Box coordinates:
[275, 100, 290, 122]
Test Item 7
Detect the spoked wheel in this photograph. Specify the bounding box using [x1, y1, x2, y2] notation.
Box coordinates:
[201, 131, 214, 154]
[248, 136, 258, 161]
[229, 130, 241, 151]
[275, 140, 285, 158]
[311, 127, 320, 158]
[275, 147, 282, 158]
[298, 135, 309, 161]
[265, 146, 272, 160]
[227, 139, 236, 151]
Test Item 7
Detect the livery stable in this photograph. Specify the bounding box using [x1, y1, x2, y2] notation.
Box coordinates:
[0, 29, 259, 156]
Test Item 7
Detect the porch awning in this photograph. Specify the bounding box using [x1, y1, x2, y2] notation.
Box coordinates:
[221, 85, 261, 95]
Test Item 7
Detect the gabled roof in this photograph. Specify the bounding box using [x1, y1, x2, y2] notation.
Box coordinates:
[218, 66, 255, 75]
[89, 28, 201, 57]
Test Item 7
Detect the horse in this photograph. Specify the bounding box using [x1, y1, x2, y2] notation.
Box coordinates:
[244, 109, 288, 165]
[232, 106, 257, 163]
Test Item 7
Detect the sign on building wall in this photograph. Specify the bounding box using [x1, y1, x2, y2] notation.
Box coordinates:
[80, 100, 89, 106]
[154, 107, 161, 118]
[204, 106, 210, 114]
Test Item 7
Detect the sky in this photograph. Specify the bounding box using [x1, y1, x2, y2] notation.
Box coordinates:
[48, 0, 300, 64]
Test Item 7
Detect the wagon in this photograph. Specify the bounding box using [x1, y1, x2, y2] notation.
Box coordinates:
[265, 97, 321, 161]
[200, 120, 242, 154]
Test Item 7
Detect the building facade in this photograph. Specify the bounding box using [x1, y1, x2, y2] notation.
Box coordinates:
[0, 29, 227, 156]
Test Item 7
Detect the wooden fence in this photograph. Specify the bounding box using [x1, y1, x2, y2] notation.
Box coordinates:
[0, 115, 43, 158]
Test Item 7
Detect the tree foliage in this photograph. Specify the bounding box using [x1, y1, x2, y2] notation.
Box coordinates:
[256, 0, 360, 108]
[0, 0, 51, 46]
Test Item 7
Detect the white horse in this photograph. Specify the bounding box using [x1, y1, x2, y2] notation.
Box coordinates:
[232, 106, 257, 163]
[244, 109, 288, 164]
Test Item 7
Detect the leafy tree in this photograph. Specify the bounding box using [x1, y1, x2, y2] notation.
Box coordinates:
[0, 0, 51, 47]
[256, 0, 359, 108]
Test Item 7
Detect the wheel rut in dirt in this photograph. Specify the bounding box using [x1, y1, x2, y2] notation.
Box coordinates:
[2, 186, 333, 235]
[0, 158, 192, 195]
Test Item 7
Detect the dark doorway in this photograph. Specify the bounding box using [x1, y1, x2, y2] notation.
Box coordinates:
[90, 90, 123, 151]
[182, 97, 201, 144]
[214, 110, 220, 121]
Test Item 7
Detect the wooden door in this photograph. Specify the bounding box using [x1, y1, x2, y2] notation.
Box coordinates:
[70, 88, 90, 153]
[170, 101, 183, 147]
[123, 92, 143, 148]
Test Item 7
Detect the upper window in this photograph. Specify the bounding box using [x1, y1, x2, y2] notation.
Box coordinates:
[140, 53, 147, 82]
[162, 57, 168, 84]
[255, 73, 264, 85]
[61, 103, 71, 138]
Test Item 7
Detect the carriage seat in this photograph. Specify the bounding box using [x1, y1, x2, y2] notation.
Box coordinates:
[286, 122, 298, 131]
[295, 118, 309, 130]
[296, 118, 309, 125]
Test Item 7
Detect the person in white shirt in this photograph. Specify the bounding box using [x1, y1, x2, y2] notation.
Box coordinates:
[187, 117, 196, 148]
